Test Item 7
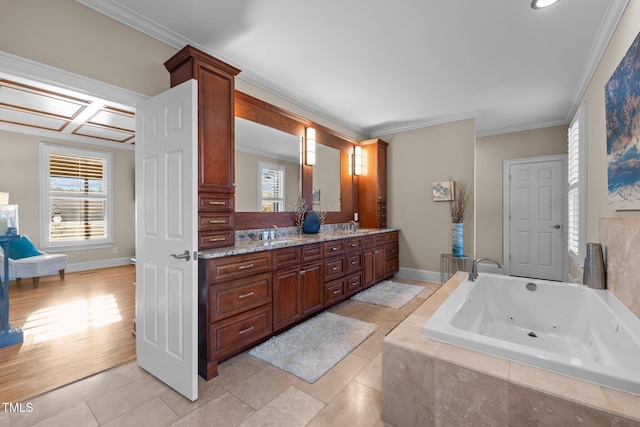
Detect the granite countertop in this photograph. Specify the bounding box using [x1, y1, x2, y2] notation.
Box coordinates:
[198, 228, 399, 259]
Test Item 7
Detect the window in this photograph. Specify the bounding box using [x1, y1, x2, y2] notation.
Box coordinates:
[258, 161, 285, 212]
[40, 144, 113, 249]
[567, 104, 587, 265]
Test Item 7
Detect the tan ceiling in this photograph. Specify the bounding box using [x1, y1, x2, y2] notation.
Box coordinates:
[0, 77, 135, 146]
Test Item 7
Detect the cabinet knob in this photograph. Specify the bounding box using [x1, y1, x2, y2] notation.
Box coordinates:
[299, 270, 306, 275]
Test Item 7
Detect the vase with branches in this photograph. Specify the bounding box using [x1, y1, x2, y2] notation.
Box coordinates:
[449, 181, 470, 257]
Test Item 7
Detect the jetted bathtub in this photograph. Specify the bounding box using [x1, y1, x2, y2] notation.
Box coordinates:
[423, 273, 640, 395]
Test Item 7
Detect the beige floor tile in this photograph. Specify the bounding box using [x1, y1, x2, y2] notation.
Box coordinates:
[0, 411, 10, 427]
[307, 381, 382, 427]
[170, 392, 254, 427]
[161, 353, 264, 417]
[354, 353, 382, 392]
[87, 375, 171, 424]
[101, 397, 179, 427]
[230, 365, 297, 410]
[10, 363, 142, 427]
[31, 403, 97, 427]
[239, 386, 324, 427]
[293, 353, 370, 404]
[351, 328, 386, 360]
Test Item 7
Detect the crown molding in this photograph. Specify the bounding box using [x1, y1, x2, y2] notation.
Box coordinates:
[475, 119, 569, 138]
[368, 112, 479, 138]
[75, 0, 370, 138]
[566, 0, 629, 122]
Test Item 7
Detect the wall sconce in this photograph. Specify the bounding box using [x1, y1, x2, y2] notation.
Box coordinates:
[306, 128, 316, 166]
[0, 192, 8, 205]
[354, 145, 362, 176]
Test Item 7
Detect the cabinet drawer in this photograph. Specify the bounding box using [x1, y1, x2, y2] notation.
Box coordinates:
[385, 258, 399, 277]
[199, 213, 234, 230]
[209, 273, 272, 322]
[385, 231, 399, 243]
[199, 230, 235, 249]
[385, 242, 399, 260]
[378, 202, 387, 213]
[324, 256, 345, 282]
[324, 278, 346, 306]
[209, 305, 272, 360]
[345, 273, 362, 296]
[362, 235, 374, 249]
[323, 240, 345, 257]
[346, 253, 362, 274]
[373, 234, 385, 245]
[207, 252, 272, 284]
[301, 243, 322, 263]
[273, 246, 301, 270]
[199, 194, 234, 211]
[345, 237, 362, 252]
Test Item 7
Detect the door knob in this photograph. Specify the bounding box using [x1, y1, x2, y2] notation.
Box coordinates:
[550, 224, 561, 229]
[170, 250, 191, 262]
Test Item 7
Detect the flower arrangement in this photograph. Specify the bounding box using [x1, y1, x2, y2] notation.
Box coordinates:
[449, 181, 470, 224]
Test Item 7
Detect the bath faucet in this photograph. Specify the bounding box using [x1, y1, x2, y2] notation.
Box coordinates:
[348, 220, 357, 232]
[469, 258, 503, 281]
[270, 225, 279, 240]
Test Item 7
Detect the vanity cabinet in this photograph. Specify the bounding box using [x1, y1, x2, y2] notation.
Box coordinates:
[165, 45, 241, 249]
[198, 251, 273, 379]
[198, 230, 397, 379]
[272, 244, 324, 332]
[385, 231, 400, 277]
[362, 234, 387, 288]
[359, 139, 388, 229]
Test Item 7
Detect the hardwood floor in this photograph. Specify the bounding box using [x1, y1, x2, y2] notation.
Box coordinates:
[0, 265, 136, 402]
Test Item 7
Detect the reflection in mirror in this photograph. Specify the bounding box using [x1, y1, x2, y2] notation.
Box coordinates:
[312, 143, 342, 212]
[235, 117, 302, 212]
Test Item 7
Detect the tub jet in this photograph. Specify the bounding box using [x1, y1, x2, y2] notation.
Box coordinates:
[528, 331, 538, 337]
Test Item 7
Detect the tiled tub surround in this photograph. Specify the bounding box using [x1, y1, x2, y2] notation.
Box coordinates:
[600, 217, 640, 319]
[382, 273, 640, 426]
[423, 273, 640, 395]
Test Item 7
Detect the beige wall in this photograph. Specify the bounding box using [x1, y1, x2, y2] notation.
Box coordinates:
[0, 0, 177, 97]
[475, 125, 568, 263]
[382, 119, 475, 274]
[0, 130, 135, 265]
[578, 1, 640, 239]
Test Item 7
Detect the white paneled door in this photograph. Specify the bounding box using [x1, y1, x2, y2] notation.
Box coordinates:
[507, 157, 566, 281]
[135, 80, 198, 401]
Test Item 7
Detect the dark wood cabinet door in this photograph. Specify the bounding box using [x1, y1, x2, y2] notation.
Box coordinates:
[300, 261, 323, 316]
[273, 267, 302, 331]
[362, 249, 374, 288]
[197, 63, 235, 191]
[374, 247, 386, 282]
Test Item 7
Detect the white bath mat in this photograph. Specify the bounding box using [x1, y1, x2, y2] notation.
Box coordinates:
[351, 280, 424, 309]
[248, 312, 377, 383]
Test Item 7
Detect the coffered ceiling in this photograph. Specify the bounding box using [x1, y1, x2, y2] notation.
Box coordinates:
[0, 75, 135, 147]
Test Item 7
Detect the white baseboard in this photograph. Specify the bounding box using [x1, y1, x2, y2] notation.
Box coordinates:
[66, 257, 134, 273]
[396, 267, 442, 284]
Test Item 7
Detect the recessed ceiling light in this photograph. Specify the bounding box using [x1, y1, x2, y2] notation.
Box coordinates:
[531, 0, 560, 9]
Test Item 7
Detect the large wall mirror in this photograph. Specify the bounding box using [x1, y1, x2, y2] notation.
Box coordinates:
[234, 91, 357, 229]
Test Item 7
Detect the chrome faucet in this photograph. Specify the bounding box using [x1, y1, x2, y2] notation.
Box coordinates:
[348, 220, 357, 232]
[270, 225, 279, 240]
[469, 258, 503, 281]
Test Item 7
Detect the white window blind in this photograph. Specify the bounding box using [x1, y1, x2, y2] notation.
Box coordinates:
[567, 104, 587, 265]
[258, 162, 285, 212]
[41, 144, 113, 248]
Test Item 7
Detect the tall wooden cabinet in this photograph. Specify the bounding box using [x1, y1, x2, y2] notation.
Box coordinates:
[164, 45, 241, 249]
[358, 139, 388, 228]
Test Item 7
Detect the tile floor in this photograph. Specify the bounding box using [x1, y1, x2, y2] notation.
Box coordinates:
[2, 279, 439, 427]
